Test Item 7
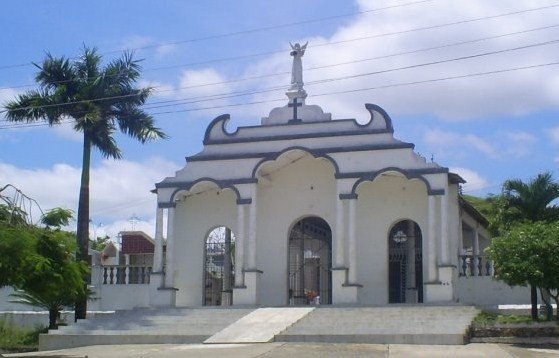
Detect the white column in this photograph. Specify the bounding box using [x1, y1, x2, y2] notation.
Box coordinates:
[427, 195, 437, 282]
[247, 186, 257, 270]
[235, 204, 246, 286]
[335, 198, 345, 268]
[473, 225, 480, 276]
[153, 207, 164, 272]
[348, 199, 357, 283]
[439, 193, 449, 265]
[164, 207, 175, 287]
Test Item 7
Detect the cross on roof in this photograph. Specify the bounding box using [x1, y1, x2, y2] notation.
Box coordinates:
[288, 97, 302, 123]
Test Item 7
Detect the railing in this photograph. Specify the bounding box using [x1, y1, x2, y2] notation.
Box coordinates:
[458, 255, 493, 277]
[102, 265, 152, 285]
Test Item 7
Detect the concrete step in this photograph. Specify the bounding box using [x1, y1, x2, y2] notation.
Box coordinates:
[275, 305, 480, 345]
[39, 307, 255, 350]
[205, 307, 314, 343]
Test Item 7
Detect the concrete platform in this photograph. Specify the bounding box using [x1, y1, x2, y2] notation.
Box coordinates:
[276, 305, 480, 345]
[38, 305, 480, 350]
[39, 307, 255, 351]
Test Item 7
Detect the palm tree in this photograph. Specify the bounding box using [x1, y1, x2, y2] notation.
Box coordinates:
[3, 47, 166, 319]
[502, 171, 559, 319]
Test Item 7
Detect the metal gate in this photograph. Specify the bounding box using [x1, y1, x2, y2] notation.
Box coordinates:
[288, 217, 332, 305]
[204, 227, 234, 306]
[388, 220, 423, 303]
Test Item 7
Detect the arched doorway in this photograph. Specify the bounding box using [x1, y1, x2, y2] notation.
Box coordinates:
[388, 220, 423, 303]
[288, 217, 332, 305]
[204, 227, 235, 306]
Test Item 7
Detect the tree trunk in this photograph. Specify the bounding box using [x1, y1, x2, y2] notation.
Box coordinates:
[75, 132, 92, 321]
[530, 285, 538, 320]
[540, 288, 553, 321]
[48, 308, 58, 329]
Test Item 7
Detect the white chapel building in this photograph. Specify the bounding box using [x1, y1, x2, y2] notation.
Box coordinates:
[144, 43, 496, 309]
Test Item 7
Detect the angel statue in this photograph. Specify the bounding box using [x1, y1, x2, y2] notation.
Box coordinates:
[289, 42, 308, 90]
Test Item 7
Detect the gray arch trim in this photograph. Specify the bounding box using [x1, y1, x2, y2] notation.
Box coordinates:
[364, 103, 394, 132]
[203, 114, 239, 145]
[349, 167, 445, 196]
[250, 146, 340, 179]
[157, 202, 176, 209]
[164, 177, 253, 204]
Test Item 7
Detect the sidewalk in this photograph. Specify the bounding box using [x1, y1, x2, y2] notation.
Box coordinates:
[3, 342, 559, 358]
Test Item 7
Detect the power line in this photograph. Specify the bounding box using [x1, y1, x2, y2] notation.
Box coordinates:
[2, 3, 558, 91]
[1, 59, 556, 130]
[2, 36, 555, 116]
[0, 0, 435, 71]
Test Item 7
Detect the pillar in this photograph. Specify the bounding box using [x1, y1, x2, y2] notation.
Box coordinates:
[234, 204, 246, 287]
[348, 198, 357, 284]
[473, 225, 480, 276]
[335, 198, 345, 268]
[164, 207, 175, 288]
[247, 187, 257, 270]
[427, 195, 437, 282]
[153, 207, 164, 273]
[439, 193, 450, 265]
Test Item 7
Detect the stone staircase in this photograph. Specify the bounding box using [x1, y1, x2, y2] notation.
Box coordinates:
[39, 305, 479, 350]
[276, 305, 480, 345]
[39, 307, 255, 350]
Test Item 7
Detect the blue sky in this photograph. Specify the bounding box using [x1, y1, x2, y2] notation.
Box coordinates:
[1, 0, 559, 238]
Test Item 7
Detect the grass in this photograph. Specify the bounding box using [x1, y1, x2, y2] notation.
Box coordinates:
[0, 319, 46, 352]
[474, 311, 538, 325]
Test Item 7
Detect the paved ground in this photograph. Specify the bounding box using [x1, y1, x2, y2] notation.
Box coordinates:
[3, 343, 559, 358]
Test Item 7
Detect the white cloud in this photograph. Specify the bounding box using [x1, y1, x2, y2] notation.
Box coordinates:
[548, 126, 559, 144]
[155, 44, 177, 59]
[424, 128, 498, 158]
[0, 157, 179, 238]
[504, 130, 536, 157]
[235, 0, 559, 121]
[450, 167, 489, 193]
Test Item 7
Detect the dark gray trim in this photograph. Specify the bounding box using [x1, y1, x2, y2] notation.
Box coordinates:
[203, 114, 238, 144]
[157, 177, 257, 189]
[250, 146, 341, 178]
[348, 167, 447, 196]
[233, 285, 247, 289]
[205, 126, 392, 145]
[364, 103, 394, 132]
[438, 264, 457, 268]
[157, 287, 179, 291]
[158, 202, 176, 209]
[429, 189, 446, 196]
[448, 172, 466, 184]
[202, 103, 394, 145]
[242, 269, 263, 274]
[342, 283, 363, 288]
[236, 198, 252, 205]
[339, 193, 358, 200]
[336, 167, 448, 179]
[188, 142, 414, 163]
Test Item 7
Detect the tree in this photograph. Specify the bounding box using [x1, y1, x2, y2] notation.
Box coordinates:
[90, 235, 111, 252]
[11, 229, 89, 329]
[489, 172, 559, 319]
[487, 222, 559, 320]
[4, 47, 166, 319]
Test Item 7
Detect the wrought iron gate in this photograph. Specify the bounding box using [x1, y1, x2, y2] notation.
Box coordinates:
[288, 217, 332, 305]
[388, 220, 423, 303]
[204, 227, 234, 306]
